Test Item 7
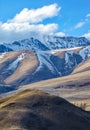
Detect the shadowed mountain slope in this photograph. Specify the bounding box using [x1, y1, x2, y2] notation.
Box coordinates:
[0, 89, 90, 130]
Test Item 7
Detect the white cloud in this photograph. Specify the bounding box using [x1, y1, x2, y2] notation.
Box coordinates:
[55, 32, 66, 37]
[10, 4, 61, 24]
[86, 14, 90, 17]
[83, 31, 90, 39]
[0, 23, 58, 43]
[74, 13, 90, 29]
[75, 22, 85, 29]
[0, 3, 63, 43]
[1, 22, 58, 33]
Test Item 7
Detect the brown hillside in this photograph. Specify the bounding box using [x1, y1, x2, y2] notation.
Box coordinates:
[19, 58, 90, 110]
[0, 89, 90, 130]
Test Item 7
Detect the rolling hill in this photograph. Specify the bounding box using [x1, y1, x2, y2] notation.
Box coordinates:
[0, 36, 90, 129]
[19, 57, 90, 111]
[0, 89, 90, 130]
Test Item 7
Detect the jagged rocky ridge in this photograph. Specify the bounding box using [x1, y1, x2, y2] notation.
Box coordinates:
[0, 36, 90, 52]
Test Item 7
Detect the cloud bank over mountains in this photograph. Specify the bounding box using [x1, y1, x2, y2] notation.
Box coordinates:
[0, 3, 90, 43]
[0, 3, 66, 43]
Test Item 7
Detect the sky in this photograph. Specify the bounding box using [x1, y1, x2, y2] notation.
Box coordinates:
[0, 0, 90, 43]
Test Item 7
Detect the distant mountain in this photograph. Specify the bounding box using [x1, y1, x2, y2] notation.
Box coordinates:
[0, 36, 90, 94]
[0, 46, 90, 92]
[0, 36, 90, 52]
[0, 89, 90, 130]
[42, 36, 90, 49]
[0, 44, 13, 53]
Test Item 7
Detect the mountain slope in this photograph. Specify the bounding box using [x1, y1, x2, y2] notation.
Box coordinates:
[0, 89, 90, 130]
[19, 57, 90, 110]
[0, 50, 38, 86]
[72, 57, 90, 74]
[20, 58, 90, 94]
[0, 46, 90, 91]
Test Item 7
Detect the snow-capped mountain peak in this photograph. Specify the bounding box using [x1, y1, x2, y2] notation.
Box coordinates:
[0, 36, 90, 52]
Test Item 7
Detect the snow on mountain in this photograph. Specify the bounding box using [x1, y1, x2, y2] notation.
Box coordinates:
[8, 53, 26, 71]
[50, 47, 82, 54]
[35, 51, 55, 73]
[79, 46, 90, 60]
[32, 45, 90, 81]
[0, 52, 6, 59]
[0, 36, 90, 94]
[4, 38, 49, 51]
[0, 45, 90, 93]
[35, 51, 61, 75]
[0, 36, 90, 52]
[42, 36, 90, 49]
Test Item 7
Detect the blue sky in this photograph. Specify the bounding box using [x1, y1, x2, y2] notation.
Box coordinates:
[0, 0, 90, 43]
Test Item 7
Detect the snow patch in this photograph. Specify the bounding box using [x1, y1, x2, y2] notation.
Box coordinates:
[35, 51, 61, 75]
[0, 53, 6, 59]
[50, 47, 82, 54]
[65, 52, 69, 64]
[8, 53, 26, 71]
[36, 51, 55, 73]
[79, 46, 90, 60]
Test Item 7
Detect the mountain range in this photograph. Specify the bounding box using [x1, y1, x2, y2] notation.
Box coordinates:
[0, 42, 90, 92]
[0, 36, 90, 130]
[0, 36, 90, 52]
